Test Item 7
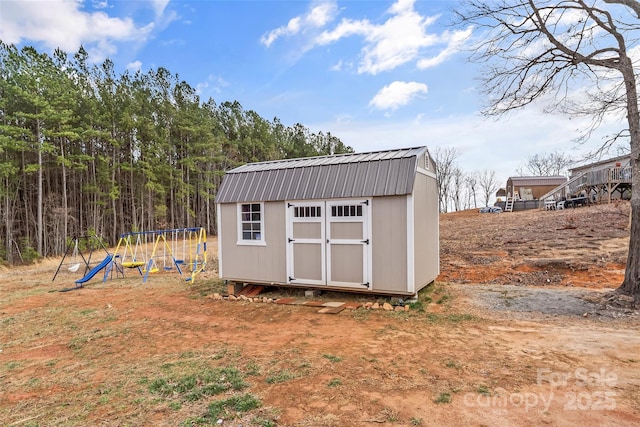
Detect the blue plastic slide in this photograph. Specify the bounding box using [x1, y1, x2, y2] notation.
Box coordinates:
[75, 255, 113, 285]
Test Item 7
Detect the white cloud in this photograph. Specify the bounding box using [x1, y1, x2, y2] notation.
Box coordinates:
[369, 81, 428, 111]
[261, 0, 338, 47]
[312, 0, 471, 75]
[127, 60, 143, 72]
[262, 0, 472, 74]
[93, 0, 109, 9]
[315, 18, 373, 44]
[357, 4, 439, 74]
[0, 0, 158, 61]
[417, 27, 473, 69]
[330, 59, 343, 71]
[261, 17, 301, 47]
[307, 1, 336, 27]
[151, 0, 170, 17]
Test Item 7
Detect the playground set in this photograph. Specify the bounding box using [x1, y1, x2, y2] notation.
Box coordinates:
[53, 227, 207, 291]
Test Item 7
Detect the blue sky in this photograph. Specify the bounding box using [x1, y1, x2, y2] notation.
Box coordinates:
[0, 0, 629, 194]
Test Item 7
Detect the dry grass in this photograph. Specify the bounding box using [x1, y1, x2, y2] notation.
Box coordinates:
[2, 206, 640, 426]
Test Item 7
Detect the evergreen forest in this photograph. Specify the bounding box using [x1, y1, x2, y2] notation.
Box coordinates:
[0, 43, 353, 263]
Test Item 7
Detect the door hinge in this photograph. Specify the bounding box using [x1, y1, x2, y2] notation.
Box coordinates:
[289, 276, 295, 282]
[362, 239, 369, 244]
[361, 282, 370, 288]
[327, 239, 330, 244]
[288, 237, 294, 243]
[287, 202, 293, 208]
[362, 200, 369, 205]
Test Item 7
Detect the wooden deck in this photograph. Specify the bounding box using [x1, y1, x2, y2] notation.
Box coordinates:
[542, 165, 632, 204]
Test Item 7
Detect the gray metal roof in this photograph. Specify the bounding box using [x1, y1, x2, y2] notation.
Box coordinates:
[507, 176, 568, 186]
[216, 146, 427, 203]
[569, 154, 630, 173]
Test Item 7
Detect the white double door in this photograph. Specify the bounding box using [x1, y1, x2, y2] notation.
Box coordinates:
[286, 199, 370, 289]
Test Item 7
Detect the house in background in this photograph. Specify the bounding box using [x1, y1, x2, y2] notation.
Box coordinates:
[215, 146, 439, 296]
[497, 176, 568, 211]
[506, 176, 569, 200]
[540, 154, 632, 203]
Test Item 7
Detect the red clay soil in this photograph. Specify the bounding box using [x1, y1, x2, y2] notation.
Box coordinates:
[0, 202, 639, 426]
[438, 202, 629, 289]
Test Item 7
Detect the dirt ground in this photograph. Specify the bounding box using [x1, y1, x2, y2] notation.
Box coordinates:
[1, 202, 639, 426]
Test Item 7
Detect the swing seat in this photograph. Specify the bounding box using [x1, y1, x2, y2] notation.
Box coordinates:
[143, 267, 159, 274]
[175, 259, 185, 264]
[68, 263, 81, 273]
[122, 261, 145, 268]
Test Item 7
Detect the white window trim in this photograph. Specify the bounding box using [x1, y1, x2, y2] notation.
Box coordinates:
[328, 202, 365, 220]
[286, 198, 371, 288]
[286, 200, 326, 286]
[237, 202, 266, 246]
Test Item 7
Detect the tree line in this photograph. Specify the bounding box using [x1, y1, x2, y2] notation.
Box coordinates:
[434, 148, 576, 213]
[0, 42, 352, 263]
[433, 147, 501, 213]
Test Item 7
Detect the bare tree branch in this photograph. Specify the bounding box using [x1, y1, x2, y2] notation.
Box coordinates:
[455, 0, 640, 298]
[433, 147, 461, 213]
[604, 0, 640, 18]
[516, 151, 574, 176]
[478, 169, 500, 207]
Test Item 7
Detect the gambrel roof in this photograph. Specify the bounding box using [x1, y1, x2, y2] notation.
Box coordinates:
[216, 146, 430, 203]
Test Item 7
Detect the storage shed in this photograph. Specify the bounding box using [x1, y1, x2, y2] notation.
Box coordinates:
[215, 146, 439, 296]
[506, 176, 568, 200]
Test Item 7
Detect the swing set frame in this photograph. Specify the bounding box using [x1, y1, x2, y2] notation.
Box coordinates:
[52, 235, 113, 282]
[111, 227, 207, 283]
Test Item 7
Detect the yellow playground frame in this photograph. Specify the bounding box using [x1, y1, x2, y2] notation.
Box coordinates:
[111, 227, 207, 283]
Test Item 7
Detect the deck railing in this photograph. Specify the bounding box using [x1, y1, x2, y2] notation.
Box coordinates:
[568, 166, 631, 194]
[567, 172, 589, 195]
[608, 166, 632, 183]
[571, 166, 632, 190]
[539, 165, 632, 203]
[539, 171, 586, 201]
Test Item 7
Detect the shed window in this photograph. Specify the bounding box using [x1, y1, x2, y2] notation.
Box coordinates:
[239, 203, 264, 242]
[294, 206, 321, 218]
[331, 204, 363, 217]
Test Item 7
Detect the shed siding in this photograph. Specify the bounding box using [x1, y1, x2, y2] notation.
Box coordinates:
[506, 176, 568, 200]
[216, 146, 440, 295]
[413, 172, 439, 290]
[219, 202, 286, 283]
[371, 196, 407, 292]
[517, 184, 564, 200]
